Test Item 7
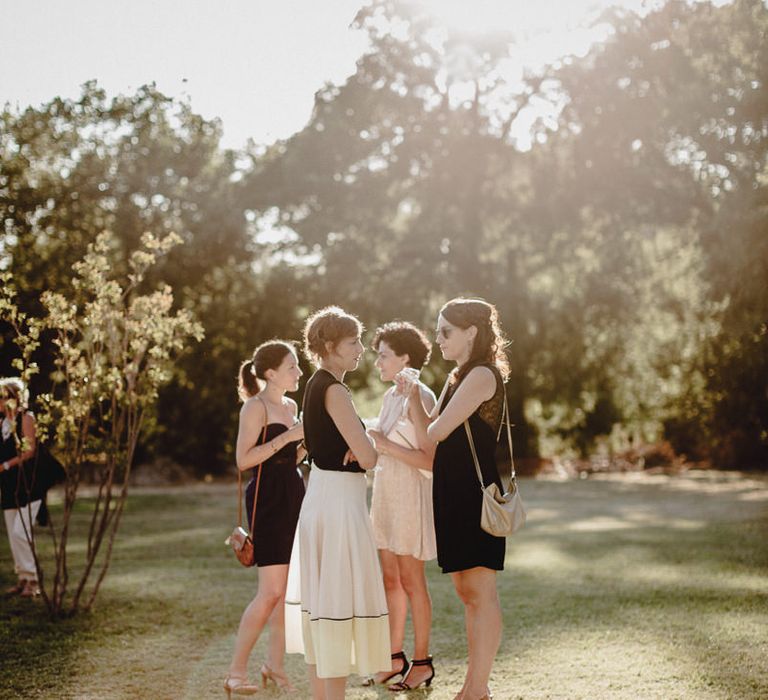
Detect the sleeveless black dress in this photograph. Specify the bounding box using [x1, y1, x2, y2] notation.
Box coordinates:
[244, 423, 305, 567]
[432, 365, 506, 573]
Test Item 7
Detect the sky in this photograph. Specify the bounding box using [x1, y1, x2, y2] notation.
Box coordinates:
[1, 0, 680, 150]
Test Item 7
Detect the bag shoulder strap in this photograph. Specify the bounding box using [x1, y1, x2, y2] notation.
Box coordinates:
[237, 397, 269, 532]
[464, 419, 486, 493]
[463, 389, 516, 495]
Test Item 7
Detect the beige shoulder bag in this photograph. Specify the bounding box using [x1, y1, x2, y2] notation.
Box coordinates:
[464, 391, 527, 537]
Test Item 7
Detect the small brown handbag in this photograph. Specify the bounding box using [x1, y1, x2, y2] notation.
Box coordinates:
[227, 420, 268, 567]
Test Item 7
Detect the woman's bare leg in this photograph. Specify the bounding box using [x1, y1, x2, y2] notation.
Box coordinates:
[451, 567, 501, 699]
[229, 564, 289, 678]
[307, 664, 325, 700]
[323, 677, 347, 700]
[372, 549, 407, 681]
[398, 554, 433, 685]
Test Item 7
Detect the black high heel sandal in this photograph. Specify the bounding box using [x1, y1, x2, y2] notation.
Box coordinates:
[362, 651, 410, 686]
[388, 655, 435, 691]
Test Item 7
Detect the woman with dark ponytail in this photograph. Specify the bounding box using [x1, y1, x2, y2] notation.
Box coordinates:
[225, 340, 306, 697]
[405, 298, 510, 700]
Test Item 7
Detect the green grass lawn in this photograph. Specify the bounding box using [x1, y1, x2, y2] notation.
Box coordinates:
[1, 471, 766, 699]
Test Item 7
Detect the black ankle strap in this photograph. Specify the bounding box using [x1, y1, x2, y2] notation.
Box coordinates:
[391, 651, 408, 661]
[411, 656, 433, 666]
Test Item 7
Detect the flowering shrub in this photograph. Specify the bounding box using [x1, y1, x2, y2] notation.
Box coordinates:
[0, 231, 204, 616]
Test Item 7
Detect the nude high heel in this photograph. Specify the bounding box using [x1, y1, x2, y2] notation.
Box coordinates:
[223, 675, 259, 697]
[260, 663, 296, 693]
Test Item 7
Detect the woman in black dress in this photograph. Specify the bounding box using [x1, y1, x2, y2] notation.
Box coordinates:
[407, 298, 510, 700]
[225, 341, 306, 697]
[1, 377, 43, 598]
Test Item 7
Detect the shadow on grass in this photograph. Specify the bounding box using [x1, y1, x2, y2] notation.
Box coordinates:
[1, 474, 766, 699]
[484, 476, 768, 698]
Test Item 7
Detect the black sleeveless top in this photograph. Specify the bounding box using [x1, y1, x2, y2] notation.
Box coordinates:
[302, 369, 364, 473]
[0, 413, 46, 509]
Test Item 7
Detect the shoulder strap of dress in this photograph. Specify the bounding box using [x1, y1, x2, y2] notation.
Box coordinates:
[237, 397, 268, 531]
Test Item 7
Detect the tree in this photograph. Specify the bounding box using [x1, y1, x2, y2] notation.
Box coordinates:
[1, 83, 276, 474]
[538, 0, 768, 462]
[0, 231, 203, 616]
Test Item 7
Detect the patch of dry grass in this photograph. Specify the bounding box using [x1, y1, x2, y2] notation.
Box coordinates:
[1, 472, 766, 699]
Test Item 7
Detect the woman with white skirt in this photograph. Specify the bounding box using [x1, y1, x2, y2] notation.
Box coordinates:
[297, 306, 390, 700]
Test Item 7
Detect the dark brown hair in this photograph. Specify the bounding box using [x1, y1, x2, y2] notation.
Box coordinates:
[371, 321, 432, 370]
[238, 340, 297, 401]
[302, 306, 362, 364]
[440, 298, 510, 383]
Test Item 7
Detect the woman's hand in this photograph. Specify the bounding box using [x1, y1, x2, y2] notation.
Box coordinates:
[394, 370, 420, 397]
[368, 430, 391, 456]
[285, 420, 304, 443]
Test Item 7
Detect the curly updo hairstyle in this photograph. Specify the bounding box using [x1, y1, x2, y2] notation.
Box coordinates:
[371, 321, 432, 371]
[302, 306, 363, 365]
[238, 340, 297, 401]
[440, 298, 510, 383]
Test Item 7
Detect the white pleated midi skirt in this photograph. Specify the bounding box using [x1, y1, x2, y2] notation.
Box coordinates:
[292, 466, 391, 679]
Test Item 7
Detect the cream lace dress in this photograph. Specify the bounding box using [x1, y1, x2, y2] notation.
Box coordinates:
[370, 383, 437, 561]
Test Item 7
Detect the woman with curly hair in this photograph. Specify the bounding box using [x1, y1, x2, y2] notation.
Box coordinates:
[366, 321, 437, 690]
[406, 298, 511, 700]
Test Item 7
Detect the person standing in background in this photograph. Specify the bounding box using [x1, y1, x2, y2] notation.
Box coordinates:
[1, 377, 43, 599]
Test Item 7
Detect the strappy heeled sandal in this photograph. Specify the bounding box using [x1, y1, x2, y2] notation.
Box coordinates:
[260, 663, 296, 693]
[362, 651, 410, 686]
[223, 675, 259, 698]
[388, 655, 435, 691]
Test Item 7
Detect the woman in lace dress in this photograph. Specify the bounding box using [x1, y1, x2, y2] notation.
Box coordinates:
[407, 298, 510, 700]
[366, 322, 437, 690]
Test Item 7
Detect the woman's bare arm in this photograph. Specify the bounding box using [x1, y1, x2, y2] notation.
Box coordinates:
[426, 367, 496, 443]
[325, 384, 377, 469]
[235, 398, 302, 471]
[408, 377, 449, 451]
[4, 414, 37, 470]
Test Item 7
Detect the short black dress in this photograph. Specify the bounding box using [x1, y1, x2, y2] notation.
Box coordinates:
[244, 423, 305, 567]
[432, 364, 506, 573]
